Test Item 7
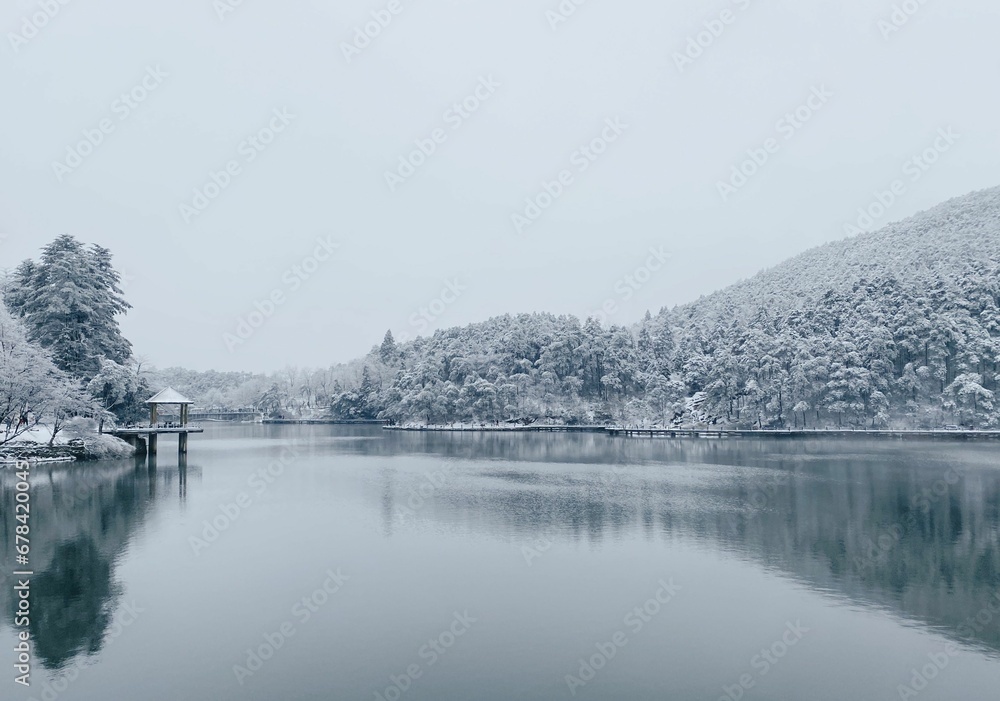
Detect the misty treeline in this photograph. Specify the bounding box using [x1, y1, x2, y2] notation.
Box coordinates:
[1, 235, 149, 444]
[164, 187, 1000, 429]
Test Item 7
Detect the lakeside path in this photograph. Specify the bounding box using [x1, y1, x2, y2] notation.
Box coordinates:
[384, 426, 1000, 440]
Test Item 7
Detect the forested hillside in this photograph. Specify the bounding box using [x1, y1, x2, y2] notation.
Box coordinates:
[332, 186, 1000, 428]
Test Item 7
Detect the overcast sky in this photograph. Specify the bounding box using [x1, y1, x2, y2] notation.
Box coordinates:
[2, 0, 998, 371]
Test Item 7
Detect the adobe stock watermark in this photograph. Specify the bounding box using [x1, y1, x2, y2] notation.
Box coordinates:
[222, 236, 338, 353]
[51, 65, 168, 182]
[118, 267, 136, 291]
[746, 481, 774, 510]
[719, 620, 809, 701]
[7, 0, 73, 53]
[232, 568, 349, 686]
[852, 465, 963, 570]
[598, 462, 630, 488]
[716, 85, 833, 202]
[391, 468, 452, 524]
[564, 578, 681, 695]
[189, 445, 300, 554]
[842, 127, 959, 236]
[372, 611, 477, 701]
[956, 590, 1000, 641]
[519, 528, 558, 566]
[877, 0, 931, 40]
[384, 75, 501, 193]
[896, 644, 959, 700]
[895, 588, 1000, 699]
[214, 0, 247, 22]
[342, 0, 409, 63]
[511, 117, 628, 234]
[395, 279, 466, 344]
[673, 0, 753, 73]
[546, 0, 591, 31]
[587, 246, 669, 325]
[594, 442, 637, 488]
[24, 600, 144, 701]
[178, 107, 296, 224]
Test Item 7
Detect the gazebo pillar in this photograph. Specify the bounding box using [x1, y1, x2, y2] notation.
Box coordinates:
[148, 402, 158, 455]
[178, 403, 189, 456]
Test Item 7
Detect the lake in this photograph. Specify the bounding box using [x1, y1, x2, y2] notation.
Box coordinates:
[2, 425, 999, 700]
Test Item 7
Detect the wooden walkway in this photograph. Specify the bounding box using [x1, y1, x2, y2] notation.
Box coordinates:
[263, 419, 388, 425]
[107, 426, 205, 436]
[104, 425, 205, 457]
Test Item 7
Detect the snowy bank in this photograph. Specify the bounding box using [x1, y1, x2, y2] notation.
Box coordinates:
[0, 435, 135, 463]
[1, 420, 135, 463]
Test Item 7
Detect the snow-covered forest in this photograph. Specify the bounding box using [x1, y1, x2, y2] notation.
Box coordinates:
[158, 186, 1000, 430]
[5, 186, 999, 433]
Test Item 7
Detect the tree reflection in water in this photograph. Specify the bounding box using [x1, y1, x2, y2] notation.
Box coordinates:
[0, 458, 196, 670]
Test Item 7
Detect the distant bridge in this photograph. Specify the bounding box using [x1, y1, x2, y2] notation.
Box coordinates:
[187, 410, 263, 422]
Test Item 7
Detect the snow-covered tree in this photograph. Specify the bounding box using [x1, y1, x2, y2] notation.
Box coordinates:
[86, 357, 151, 429]
[943, 374, 995, 428]
[0, 305, 95, 444]
[4, 235, 132, 380]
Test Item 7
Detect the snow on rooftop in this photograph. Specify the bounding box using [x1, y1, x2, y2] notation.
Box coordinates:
[146, 387, 194, 405]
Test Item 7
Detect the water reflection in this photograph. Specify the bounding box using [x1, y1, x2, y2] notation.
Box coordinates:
[25, 537, 120, 669]
[360, 431, 1000, 654]
[1, 426, 998, 684]
[0, 457, 198, 670]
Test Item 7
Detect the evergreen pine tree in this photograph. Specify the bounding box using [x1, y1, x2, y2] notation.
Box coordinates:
[4, 235, 132, 379]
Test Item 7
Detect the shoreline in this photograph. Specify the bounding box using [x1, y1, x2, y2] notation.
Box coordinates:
[0, 443, 85, 464]
[262, 418, 389, 425]
[0, 435, 136, 464]
[384, 425, 1000, 440]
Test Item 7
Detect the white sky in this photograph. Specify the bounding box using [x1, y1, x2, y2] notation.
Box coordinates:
[2, 0, 998, 371]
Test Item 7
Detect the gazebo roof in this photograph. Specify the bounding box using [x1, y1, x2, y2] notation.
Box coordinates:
[146, 387, 194, 405]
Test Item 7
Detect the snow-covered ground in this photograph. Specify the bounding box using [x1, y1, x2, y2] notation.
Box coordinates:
[1, 420, 134, 462]
[6, 425, 61, 445]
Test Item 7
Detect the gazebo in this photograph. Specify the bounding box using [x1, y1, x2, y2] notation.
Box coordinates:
[146, 387, 195, 454]
[147, 387, 194, 425]
[105, 388, 204, 458]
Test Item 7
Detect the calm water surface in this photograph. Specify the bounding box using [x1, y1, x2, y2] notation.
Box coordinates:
[2, 425, 999, 700]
